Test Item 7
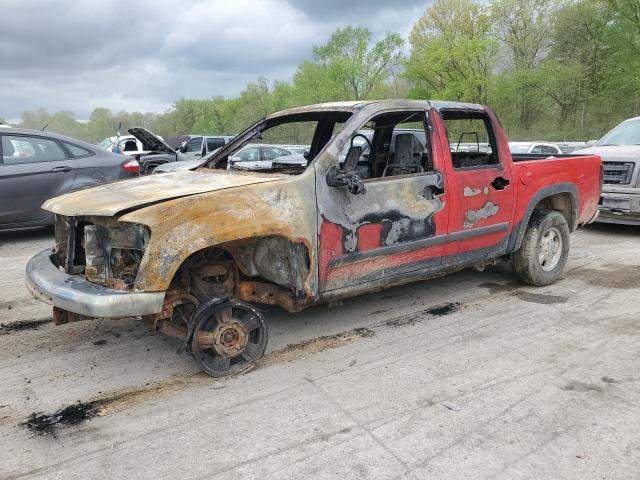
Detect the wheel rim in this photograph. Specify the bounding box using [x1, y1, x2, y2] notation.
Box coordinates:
[538, 226, 563, 272]
[191, 301, 267, 377]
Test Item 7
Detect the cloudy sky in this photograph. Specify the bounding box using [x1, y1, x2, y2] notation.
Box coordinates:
[0, 0, 428, 120]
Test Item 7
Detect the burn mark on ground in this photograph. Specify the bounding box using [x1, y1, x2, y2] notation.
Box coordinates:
[22, 400, 109, 436]
[21, 328, 378, 435]
[513, 292, 568, 305]
[569, 264, 640, 289]
[21, 373, 216, 435]
[260, 327, 375, 366]
[480, 282, 521, 294]
[480, 283, 567, 304]
[0, 318, 51, 335]
[561, 381, 604, 393]
[385, 302, 461, 328]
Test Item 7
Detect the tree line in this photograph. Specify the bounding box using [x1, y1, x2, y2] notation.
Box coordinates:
[10, 0, 640, 144]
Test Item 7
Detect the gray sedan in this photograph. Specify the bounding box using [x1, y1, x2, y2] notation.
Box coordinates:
[0, 128, 138, 230]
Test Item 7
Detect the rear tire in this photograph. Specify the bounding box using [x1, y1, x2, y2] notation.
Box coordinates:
[512, 209, 570, 286]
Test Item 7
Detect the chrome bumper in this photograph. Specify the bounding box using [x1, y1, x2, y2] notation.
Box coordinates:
[25, 249, 165, 318]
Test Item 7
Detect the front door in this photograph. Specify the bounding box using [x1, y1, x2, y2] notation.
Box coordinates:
[434, 108, 515, 260]
[317, 109, 449, 293]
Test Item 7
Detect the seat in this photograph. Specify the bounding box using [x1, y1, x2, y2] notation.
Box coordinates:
[383, 133, 425, 177]
[2, 140, 15, 164]
[123, 140, 137, 152]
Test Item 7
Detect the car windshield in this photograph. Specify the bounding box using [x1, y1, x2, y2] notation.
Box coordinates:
[597, 119, 640, 146]
[203, 110, 353, 173]
[97, 138, 113, 149]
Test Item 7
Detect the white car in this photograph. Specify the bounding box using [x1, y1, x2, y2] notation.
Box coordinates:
[509, 142, 562, 155]
[177, 135, 235, 162]
[227, 144, 309, 171]
[98, 135, 147, 154]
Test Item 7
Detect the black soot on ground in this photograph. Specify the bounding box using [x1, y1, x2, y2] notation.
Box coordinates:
[385, 302, 461, 327]
[0, 318, 51, 335]
[21, 399, 110, 435]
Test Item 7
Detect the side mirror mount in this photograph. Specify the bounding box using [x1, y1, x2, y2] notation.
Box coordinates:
[303, 150, 310, 160]
[326, 165, 366, 195]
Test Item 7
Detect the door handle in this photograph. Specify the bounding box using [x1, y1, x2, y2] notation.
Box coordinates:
[491, 176, 510, 190]
[195, 154, 202, 157]
[51, 166, 72, 173]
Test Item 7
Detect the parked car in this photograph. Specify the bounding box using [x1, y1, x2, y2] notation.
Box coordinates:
[177, 135, 235, 162]
[154, 143, 309, 174]
[97, 135, 145, 154]
[509, 142, 563, 155]
[227, 144, 308, 170]
[26, 99, 601, 377]
[0, 128, 138, 230]
[574, 116, 640, 224]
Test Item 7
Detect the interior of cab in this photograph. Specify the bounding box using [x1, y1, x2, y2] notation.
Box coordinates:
[439, 109, 499, 169]
[339, 111, 432, 180]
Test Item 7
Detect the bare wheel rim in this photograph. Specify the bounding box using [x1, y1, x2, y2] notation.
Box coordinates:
[538, 226, 563, 272]
[191, 301, 267, 377]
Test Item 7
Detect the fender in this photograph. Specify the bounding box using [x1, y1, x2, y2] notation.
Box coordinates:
[507, 182, 579, 252]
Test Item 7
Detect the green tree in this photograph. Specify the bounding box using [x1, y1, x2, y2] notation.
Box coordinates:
[294, 27, 404, 101]
[406, 0, 497, 103]
[491, 0, 555, 129]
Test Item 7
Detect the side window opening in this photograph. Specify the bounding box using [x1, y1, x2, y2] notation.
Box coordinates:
[206, 138, 226, 152]
[440, 110, 499, 169]
[1, 135, 67, 165]
[185, 137, 203, 153]
[339, 110, 432, 180]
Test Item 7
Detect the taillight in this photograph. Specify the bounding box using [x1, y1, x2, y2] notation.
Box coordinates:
[121, 158, 140, 174]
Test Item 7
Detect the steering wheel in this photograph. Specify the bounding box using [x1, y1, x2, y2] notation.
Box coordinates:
[351, 133, 372, 152]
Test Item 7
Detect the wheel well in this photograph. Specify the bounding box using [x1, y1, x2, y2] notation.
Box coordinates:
[167, 236, 312, 312]
[532, 192, 576, 231]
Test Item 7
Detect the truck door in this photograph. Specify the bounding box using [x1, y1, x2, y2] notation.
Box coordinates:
[434, 108, 515, 261]
[317, 109, 449, 293]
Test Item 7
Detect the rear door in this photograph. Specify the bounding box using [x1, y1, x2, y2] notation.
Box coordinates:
[434, 108, 515, 261]
[0, 133, 77, 225]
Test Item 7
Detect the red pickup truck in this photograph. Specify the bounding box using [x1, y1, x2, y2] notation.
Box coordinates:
[26, 100, 602, 377]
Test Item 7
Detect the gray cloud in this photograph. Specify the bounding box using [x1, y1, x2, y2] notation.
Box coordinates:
[0, 0, 428, 120]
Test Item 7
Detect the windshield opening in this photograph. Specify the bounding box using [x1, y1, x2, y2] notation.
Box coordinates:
[597, 119, 640, 146]
[202, 111, 353, 174]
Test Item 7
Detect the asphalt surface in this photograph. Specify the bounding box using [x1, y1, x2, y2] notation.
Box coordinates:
[0, 224, 639, 479]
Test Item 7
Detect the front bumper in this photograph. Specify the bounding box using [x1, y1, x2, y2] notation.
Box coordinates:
[598, 191, 640, 225]
[25, 249, 165, 318]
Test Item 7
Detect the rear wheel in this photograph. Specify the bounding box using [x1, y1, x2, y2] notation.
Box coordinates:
[190, 299, 268, 377]
[512, 209, 570, 286]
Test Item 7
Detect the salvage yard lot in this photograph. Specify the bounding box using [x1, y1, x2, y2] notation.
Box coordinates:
[0, 225, 639, 479]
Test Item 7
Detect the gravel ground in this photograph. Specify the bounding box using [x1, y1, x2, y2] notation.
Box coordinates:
[0, 223, 638, 479]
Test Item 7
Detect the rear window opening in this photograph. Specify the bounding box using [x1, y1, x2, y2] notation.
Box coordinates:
[440, 109, 499, 169]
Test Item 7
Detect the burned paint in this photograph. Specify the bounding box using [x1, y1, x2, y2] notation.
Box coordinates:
[463, 186, 482, 197]
[464, 201, 499, 228]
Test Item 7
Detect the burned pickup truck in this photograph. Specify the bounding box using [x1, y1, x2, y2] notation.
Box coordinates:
[26, 100, 602, 377]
